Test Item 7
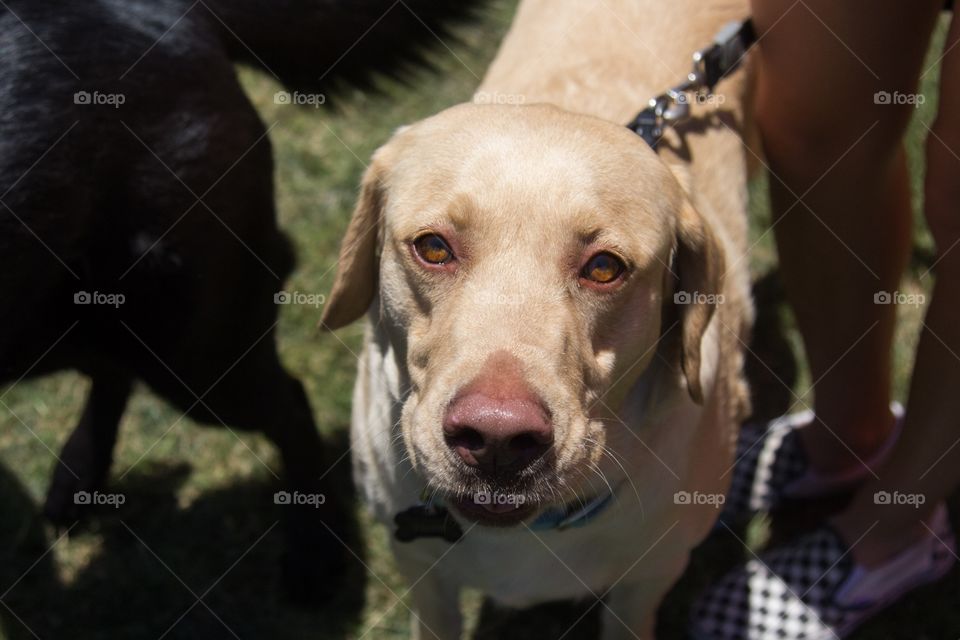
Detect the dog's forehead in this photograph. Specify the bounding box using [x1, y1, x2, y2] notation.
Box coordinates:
[385, 104, 681, 238]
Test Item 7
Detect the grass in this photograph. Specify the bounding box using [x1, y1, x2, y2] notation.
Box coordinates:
[1, 2, 957, 638]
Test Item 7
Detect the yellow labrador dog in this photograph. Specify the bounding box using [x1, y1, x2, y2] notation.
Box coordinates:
[324, 0, 753, 637]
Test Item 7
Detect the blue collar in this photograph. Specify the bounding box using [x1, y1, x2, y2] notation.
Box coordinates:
[394, 486, 619, 543]
[528, 489, 617, 531]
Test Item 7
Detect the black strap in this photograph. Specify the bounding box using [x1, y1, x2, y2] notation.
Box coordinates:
[699, 19, 756, 91]
[626, 18, 756, 149]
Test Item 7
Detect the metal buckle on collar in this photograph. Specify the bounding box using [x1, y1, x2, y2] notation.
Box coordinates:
[626, 87, 695, 149]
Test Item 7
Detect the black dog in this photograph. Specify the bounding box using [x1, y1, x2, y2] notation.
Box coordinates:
[0, 0, 482, 601]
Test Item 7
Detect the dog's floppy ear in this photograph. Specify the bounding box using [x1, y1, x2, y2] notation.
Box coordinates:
[320, 161, 385, 330]
[671, 182, 725, 405]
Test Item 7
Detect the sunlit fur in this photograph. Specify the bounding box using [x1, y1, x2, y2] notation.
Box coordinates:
[325, 1, 754, 637]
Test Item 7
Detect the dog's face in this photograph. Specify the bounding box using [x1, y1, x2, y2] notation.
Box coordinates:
[324, 104, 722, 526]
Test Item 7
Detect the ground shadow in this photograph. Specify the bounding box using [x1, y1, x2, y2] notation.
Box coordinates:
[473, 599, 599, 640]
[743, 269, 798, 424]
[0, 431, 365, 640]
[0, 462, 62, 640]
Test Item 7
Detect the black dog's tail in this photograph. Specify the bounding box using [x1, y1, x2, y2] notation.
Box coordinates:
[203, 0, 490, 99]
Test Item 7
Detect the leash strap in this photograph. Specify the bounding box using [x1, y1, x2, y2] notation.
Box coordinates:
[626, 18, 756, 148]
[698, 19, 756, 91]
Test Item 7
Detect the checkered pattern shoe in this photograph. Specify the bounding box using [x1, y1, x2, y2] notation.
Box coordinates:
[691, 503, 956, 639]
[722, 404, 904, 522]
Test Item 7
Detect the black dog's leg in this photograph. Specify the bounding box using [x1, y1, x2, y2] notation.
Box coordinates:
[192, 348, 348, 604]
[263, 374, 348, 605]
[44, 372, 132, 525]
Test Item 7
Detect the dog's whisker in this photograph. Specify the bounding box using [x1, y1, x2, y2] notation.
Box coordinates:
[582, 436, 645, 519]
[586, 460, 614, 499]
[567, 468, 594, 511]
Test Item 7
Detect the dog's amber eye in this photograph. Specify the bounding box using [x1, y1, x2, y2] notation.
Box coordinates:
[414, 234, 454, 264]
[581, 252, 625, 284]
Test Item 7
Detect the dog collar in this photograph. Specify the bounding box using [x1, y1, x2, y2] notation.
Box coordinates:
[394, 486, 619, 543]
[527, 489, 617, 531]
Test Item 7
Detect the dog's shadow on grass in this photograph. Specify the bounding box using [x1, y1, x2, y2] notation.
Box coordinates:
[0, 462, 62, 640]
[0, 432, 366, 640]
